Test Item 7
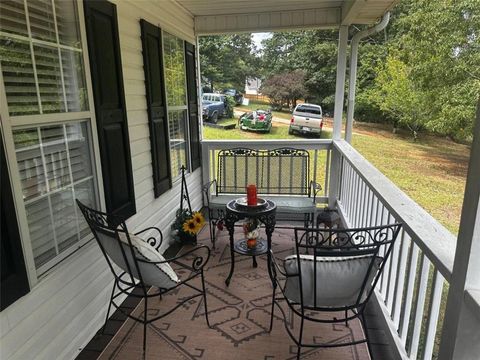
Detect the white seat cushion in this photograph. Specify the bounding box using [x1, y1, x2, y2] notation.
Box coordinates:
[97, 231, 179, 289]
[283, 254, 381, 308]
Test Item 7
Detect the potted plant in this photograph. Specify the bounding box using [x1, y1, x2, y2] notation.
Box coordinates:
[171, 208, 205, 245]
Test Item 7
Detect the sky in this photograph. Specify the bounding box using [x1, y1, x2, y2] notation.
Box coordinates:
[252, 32, 272, 50]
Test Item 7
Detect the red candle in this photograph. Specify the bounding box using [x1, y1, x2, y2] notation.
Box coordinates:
[246, 184, 257, 206]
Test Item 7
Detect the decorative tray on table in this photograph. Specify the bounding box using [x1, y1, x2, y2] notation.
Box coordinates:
[235, 197, 267, 210]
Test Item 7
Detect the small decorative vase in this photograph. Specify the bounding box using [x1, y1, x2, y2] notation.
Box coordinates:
[247, 238, 257, 249]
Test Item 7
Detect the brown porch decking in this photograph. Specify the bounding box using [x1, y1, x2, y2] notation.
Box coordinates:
[77, 225, 393, 360]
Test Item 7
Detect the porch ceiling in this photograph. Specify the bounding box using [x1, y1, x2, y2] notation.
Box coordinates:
[174, 0, 398, 34]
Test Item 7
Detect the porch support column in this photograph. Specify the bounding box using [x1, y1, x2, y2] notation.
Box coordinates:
[197, 36, 210, 193]
[328, 26, 348, 208]
[439, 102, 480, 359]
[332, 25, 348, 140]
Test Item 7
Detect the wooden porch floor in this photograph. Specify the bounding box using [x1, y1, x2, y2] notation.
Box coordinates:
[77, 226, 394, 360]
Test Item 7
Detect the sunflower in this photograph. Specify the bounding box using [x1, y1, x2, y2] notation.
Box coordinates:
[192, 211, 205, 226]
[183, 218, 197, 234]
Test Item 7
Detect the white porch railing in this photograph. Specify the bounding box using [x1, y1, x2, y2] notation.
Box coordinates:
[200, 138, 457, 360]
[333, 140, 456, 360]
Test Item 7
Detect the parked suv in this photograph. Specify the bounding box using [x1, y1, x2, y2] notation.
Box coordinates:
[289, 103, 323, 137]
[202, 93, 227, 123]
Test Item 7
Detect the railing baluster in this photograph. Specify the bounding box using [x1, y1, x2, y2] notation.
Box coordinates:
[422, 270, 444, 360]
[409, 254, 431, 359]
[368, 188, 376, 227]
[401, 243, 420, 344]
[386, 213, 401, 313]
[345, 161, 352, 218]
[378, 203, 387, 294]
[344, 162, 352, 223]
[392, 230, 410, 328]
[381, 212, 393, 299]
[324, 149, 331, 197]
[354, 172, 361, 226]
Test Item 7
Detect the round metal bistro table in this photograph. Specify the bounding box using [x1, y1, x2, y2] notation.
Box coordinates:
[224, 198, 276, 286]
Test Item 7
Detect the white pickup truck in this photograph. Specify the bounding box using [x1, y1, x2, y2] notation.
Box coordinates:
[289, 103, 323, 137]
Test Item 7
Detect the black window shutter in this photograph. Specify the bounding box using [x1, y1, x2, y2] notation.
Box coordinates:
[185, 42, 201, 171]
[1, 132, 30, 311]
[84, 0, 136, 218]
[140, 20, 172, 197]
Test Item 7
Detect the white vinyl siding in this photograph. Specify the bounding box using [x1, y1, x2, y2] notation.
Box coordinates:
[0, 2, 202, 360]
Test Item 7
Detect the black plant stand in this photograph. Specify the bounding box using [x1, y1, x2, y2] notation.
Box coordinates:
[177, 165, 197, 244]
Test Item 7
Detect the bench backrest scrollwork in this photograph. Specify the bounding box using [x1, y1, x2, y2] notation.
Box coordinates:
[216, 148, 310, 196]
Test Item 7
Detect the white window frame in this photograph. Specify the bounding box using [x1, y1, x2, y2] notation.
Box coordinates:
[161, 30, 192, 181]
[0, 1, 105, 287]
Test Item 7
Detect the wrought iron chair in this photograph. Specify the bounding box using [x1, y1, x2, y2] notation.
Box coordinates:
[77, 200, 211, 358]
[269, 223, 402, 359]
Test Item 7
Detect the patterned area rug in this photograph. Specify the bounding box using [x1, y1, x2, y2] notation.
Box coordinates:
[99, 227, 369, 360]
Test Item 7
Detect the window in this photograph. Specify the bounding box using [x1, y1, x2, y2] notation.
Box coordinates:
[0, 0, 88, 116]
[163, 31, 188, 179]
[13, 122, 96, 272]
[0, 0, 99, 278]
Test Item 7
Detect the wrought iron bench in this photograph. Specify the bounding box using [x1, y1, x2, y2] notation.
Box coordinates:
[203, 147, 322, 247]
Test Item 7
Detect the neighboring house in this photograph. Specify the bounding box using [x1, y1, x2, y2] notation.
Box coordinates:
[0, 1, 479, 360]
[245, 77, 262, 95]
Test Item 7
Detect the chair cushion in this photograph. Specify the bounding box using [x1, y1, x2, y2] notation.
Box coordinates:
[283, 254, 381, 308]
[208, 194, 315, 213]
[97, 231, 179, 289]
[265, 196, 315, 213]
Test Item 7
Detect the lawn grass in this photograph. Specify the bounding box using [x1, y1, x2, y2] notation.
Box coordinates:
[350, 124, 469, 234]
[204, 118, 332, 140]
[203, 118, 470, 234]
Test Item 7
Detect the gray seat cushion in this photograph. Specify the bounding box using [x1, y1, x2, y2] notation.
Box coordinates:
[208, 195, 316, 214]
[283, 254, 381, 308]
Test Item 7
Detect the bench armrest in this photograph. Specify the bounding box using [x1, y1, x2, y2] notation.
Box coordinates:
[309, 180, 322, 202]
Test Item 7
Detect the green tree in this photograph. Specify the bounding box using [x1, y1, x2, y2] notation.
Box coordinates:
[371, 55, 428, 140]
[261, 30, 338, 112]
[199, 34, 259, 91]
[358, 0, 480, 140]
